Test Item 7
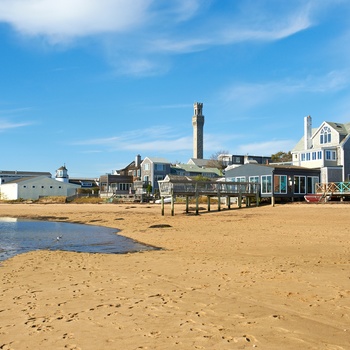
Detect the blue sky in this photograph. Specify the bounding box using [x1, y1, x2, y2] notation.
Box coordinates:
[1, 0, 350, 178]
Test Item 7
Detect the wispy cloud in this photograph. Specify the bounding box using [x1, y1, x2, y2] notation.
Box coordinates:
[73, 125, 192, 153]
[220, 70, 350, 110]
[0, 119, 32, 132]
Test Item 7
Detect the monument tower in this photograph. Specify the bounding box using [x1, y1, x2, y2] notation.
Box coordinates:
[192, 102, 205, 159]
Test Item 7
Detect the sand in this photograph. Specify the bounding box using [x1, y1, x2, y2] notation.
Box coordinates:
[0, 202, 349, 350]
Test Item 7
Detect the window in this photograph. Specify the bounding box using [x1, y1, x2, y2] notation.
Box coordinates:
[155, 164, 164, 171]
[249, 176, 259, 183]
[50, 186, 53, 189]
[119, 183, 131, 191]
[261, 175, 272, 194]
[294, 176, 306, 194]
[307, 176, 319, 194]
[23, 185, 27, 188]
[320, 126, 331, 144]
[234, 176, 246, 182]
[41, 186, 44, 189]
[58, 186, 62, 189]
[325, 150, 336, 160]
[249, 176, 259, 192]
[32, 185, 36, 188]
[144, 163, 150, 171]
[274, 175, 287, 194]
[306, 153, 310, 161]
[301, 153, 306, 161]
[317, 151, 322, 159]
[312, 152, 316, 160]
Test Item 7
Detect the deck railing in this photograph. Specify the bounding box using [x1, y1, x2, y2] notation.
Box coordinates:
[158, 180, 260, 197]
[315, 182, 350, 194]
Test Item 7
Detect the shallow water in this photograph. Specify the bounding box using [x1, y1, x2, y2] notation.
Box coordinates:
[0, 217, 159, 261]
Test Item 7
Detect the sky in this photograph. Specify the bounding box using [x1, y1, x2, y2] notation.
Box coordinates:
[1, 0, 350, 178]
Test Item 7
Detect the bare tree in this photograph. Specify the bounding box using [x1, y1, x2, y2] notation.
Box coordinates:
[207, 150, 230, 169]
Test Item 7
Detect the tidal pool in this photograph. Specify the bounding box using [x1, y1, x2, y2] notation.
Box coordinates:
[0, 217, 159, 261]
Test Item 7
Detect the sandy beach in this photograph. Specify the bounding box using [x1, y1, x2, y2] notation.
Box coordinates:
[0, 202, 349, 349]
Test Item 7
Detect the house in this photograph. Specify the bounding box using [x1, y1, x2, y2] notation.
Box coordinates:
[99, 174, 134, 198]
[116, 154, 142, 181]
[225, 163, 320, 203]
[219, 154, 271, 168]
[292, 116, 350, 182]
[140, 157, 171, 194]
[0, 175, 80, 200]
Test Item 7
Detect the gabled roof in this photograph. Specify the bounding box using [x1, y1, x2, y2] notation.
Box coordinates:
[187, 158, 211, 167]
[142, 157, 171, 164]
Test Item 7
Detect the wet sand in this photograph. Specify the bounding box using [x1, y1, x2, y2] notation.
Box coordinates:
[0, 202, 349, 349]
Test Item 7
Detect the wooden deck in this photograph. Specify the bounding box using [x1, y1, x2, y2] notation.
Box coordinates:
[314, 182, 350, 202]
[158, 178, 260, 215]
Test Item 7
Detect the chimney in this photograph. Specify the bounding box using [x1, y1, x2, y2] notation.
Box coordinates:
[135, 154, 141, 167]
[304, 115, 312, 150]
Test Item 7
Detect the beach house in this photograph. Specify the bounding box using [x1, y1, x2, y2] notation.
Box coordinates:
[291, 116, 350, 182]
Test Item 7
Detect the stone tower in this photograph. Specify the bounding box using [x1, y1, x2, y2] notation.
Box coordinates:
[192, 102, 205, 159]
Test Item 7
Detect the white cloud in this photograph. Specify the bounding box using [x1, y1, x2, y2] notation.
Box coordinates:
[0, 119, 32, 131]
[0, 0, 152, 42]
[0, 0, 333, 75]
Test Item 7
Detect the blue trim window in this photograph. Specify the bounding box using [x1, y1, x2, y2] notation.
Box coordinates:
[261, 175, 272, 194]
[274, 175, 287, 194]
[301, 153, 306, 161]
[317, 151, 322, 159]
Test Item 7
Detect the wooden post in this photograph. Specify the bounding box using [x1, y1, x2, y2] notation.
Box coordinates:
[227, 196, 231, 209]
[195, 183, 199, 215]
[271, 196, 275, 206]
[161, 197, 164, 216]
[171, 194, 175, 216]
[238, 192, 242, 208]
[207, 196, 211, 212]
[217, 186, 221, 211]
[186, 196, 189, 213]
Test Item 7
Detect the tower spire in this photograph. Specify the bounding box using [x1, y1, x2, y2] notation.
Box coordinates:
[192, 102, 205, 159]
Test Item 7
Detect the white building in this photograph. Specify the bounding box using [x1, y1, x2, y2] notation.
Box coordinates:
[292, 116, 350, 182]
[0, 175, 80, 200]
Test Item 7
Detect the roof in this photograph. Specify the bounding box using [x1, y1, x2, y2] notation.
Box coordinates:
[173, 163, 221, 176]
[187, 158, 211, 167]
[2, 175, 80, 187]
[142, 157, 171, 164]
[0, 170, 52, 176]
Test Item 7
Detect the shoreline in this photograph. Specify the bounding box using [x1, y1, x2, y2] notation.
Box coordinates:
[0, 202, 349, 349]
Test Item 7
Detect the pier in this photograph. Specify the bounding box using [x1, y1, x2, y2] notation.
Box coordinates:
[158, 176, 260, 215]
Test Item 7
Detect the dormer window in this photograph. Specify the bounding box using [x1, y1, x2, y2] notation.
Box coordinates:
[320, 126, 331, 144]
